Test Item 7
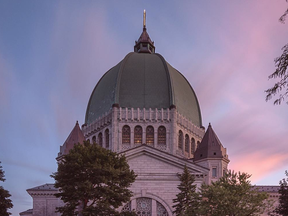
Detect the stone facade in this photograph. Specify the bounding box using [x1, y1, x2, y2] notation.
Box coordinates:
[24, 184, 63, 216]
[82, 107, 204, 159]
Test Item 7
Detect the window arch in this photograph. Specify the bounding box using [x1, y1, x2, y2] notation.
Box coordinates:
[185, 134, 189, 153]
[134, 126, 142, 144]
[146, 126, 154, 145]
[105, 129, 109, 148]
[197, 141, 201, 150]
[158, 126, 166, 145]
[92, 136, 96, 143]
[178, 130, 183, 150]
[98, 133, 103, 147]
[122, 125, 131, 144]
[122, 198, 168, 215]
[191, 138, 195, 154]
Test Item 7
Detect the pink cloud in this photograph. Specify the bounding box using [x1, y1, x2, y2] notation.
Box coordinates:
[230, 151, 288, 184]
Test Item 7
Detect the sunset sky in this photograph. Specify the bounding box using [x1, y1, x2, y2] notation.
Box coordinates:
[0, 1, 288, 215]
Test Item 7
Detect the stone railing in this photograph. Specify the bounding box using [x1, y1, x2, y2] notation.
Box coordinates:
[83, 107, 205, 138]
[82, 111, 112, 136]
[118, 107, 171, 122]
[176, 112, 205, 137]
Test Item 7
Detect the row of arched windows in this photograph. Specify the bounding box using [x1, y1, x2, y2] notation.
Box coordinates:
[122, 125, 166, 145]
[178, 130, 200, 154]
[91, 129, 109, 148]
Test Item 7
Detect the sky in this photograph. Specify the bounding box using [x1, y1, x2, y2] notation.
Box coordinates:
[0, 1, 287, 215]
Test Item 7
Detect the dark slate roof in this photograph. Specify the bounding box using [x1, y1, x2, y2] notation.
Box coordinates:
[27, 183, 57, 191]
[85, 52, 202, 127]
[194, 123, 229, 161]
[19, 209, 33, 215]
[58, 121, 85, 156]
[136, 27, 154, 45]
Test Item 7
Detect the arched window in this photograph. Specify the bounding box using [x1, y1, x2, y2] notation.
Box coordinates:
[178, 130, 183, 150]
[122, 125, 131, 144]
[197, 141, 200, 150]
[158, 126, 166, 145]
[191, 138, 195, 154]
[105, 129, 109, 148]
[146, 126, 154, 145]
[92, 136, 96, 143]
[98, 133, 103, 147]
[134, 126, 142, 144]
[122, 198, 168, 215]
[185, 134, 189, 153]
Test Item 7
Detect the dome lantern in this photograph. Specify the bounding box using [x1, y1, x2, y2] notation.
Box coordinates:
[134, 10, 155, 54]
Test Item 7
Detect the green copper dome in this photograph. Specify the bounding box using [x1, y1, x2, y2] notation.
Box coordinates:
[85, 52, 202, 127]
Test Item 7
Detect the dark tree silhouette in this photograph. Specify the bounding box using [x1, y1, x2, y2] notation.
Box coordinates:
[0, 162, 13, 216]
[274, 171, 288, 215]
[266, 1, 288, 105]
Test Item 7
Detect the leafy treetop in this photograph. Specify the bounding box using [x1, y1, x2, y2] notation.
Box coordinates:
[199, 170, 270, 216]
[51, 141, 137, 216]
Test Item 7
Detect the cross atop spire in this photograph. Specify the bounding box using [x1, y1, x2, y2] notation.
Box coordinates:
[134, 10, 155, 54]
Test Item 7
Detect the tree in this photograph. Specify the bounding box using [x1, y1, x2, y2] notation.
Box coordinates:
[274, 170, 288, 215]
[0, 162, 13, 216]
[51, 141, 137, 216]
[199, 170, 269, 216]
[265, 1, 288, 105]
[173, 165, 201, 216]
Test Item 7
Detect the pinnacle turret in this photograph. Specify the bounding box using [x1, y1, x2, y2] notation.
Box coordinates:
[134, 10, 155, 53]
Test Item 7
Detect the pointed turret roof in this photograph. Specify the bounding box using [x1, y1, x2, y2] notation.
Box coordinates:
[134, 10, 155, 53]
[194, 123, 229, 162]
[57, 121, 85, 158]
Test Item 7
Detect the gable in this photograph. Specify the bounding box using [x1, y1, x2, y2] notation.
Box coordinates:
[124, 145, 209, 180]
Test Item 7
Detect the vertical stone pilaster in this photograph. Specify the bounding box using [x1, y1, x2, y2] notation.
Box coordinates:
[143, 126, 146, 144]
[111, 104, 119, 152]
[131, 199, 136, 212]
[154, 129, 157, 148]
[170, 106, 177, 155]
[131, 126, 135, 148]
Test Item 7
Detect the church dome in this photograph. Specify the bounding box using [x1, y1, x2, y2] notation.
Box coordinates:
[85, 17, 202, 127]
[85, 52, 202, 127]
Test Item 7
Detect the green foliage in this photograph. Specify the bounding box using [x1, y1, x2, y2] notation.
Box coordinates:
[173, 165, 200, 216]
[199, 170, 269, 216]
[0, 162, 13, 216]
[266, 2, 288, 105]
[266, 44, 288, 105]
[274, 170, 288, 215]
[51, 141, 137, 216]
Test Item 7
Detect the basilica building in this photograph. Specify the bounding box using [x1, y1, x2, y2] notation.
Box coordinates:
[20, 14, 279, 216]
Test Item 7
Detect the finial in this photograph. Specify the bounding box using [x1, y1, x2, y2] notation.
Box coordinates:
[76, 120, 79, 125]
[143, 9, 146, 29]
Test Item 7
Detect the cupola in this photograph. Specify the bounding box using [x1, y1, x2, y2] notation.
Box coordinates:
[134, 10, 155, 53]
